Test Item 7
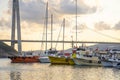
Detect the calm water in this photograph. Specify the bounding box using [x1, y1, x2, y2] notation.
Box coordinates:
[0, 58, 120, 80]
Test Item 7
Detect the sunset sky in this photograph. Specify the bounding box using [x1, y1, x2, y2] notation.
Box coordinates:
[0, 0, 120, 51]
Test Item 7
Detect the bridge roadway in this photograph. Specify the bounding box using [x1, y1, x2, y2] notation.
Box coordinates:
[0, 39, 120, 44]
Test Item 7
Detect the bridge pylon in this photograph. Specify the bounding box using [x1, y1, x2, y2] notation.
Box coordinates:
[11, 0, 22, 54]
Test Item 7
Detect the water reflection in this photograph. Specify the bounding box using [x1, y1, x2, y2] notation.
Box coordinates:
[112, 68, 120, 80]
[8, 64, 120, 80]
[0, 59, 120, 80]
[10, 71, 21, 80]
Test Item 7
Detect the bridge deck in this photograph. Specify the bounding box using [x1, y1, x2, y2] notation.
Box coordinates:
[0, 40, 120, 44]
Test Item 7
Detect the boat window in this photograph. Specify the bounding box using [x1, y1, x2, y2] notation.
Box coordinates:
[112, 49, 118, 51]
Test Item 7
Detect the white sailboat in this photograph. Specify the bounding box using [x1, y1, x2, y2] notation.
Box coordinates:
[39, 2, 57, 63]
[39, 49, 57, 63]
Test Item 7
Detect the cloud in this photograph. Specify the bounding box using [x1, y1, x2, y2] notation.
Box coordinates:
[70, 23, 88, 34]
[0, 18, 9, 28]
[113, 21, 120, 30]
[94, 21, 111, 30]
[7, 0, 98, 25]
[0, 10, 11, 29]
[15, 0, 62, 25]
[1, 0, 98, 31]
[19, 0, 46, 23]
[59, 0, 97, 14]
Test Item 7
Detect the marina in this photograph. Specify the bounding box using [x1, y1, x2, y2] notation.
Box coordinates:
[7, 47, 120, 69]
[0, 0, 120, 80]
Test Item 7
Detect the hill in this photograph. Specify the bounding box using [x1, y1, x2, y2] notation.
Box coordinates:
[0, 41, 18, 58]
[88, 44, 120, 50]
[64, 44, 120, 53]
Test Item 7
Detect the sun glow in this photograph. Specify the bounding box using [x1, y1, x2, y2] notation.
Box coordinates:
[74, 0, 120, 29]
[0, 0, 120, 51]
[84, 0, 98, 7]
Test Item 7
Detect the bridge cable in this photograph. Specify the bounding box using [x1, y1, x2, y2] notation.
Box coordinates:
[55, 21, 63, 49]
[88, 28, 120, 41]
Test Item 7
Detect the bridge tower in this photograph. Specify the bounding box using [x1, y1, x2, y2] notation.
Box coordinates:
[11, 0, 22, 54]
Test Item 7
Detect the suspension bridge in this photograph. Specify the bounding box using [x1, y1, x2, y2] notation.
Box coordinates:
[0, 0, 120, 54]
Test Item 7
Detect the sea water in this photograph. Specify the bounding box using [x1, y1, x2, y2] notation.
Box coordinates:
[0, 58, 120, 80]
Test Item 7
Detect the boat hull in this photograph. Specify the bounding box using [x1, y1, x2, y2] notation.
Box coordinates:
[101, 60, 113, 67]
[9, 56, 39, 63]
[48, 56, 74, 65]
[112, 61, 120, 68]
[101, 59, 120, 67]
[39, 57, 50, 63]
[115, 63, 120, 69]
[73, 58, 102, 66]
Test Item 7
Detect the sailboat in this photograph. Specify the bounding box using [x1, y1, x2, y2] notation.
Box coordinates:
[39, 49, 57, 63]
[48, 19, 74, 65]
[39, 2, 58, 63]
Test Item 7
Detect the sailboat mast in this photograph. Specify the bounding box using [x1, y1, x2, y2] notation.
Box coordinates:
[63, 18, 65, 52]
[75, 0, 77, 47]
[51, 14, 53, 49]
[45, 2, 48, 50]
